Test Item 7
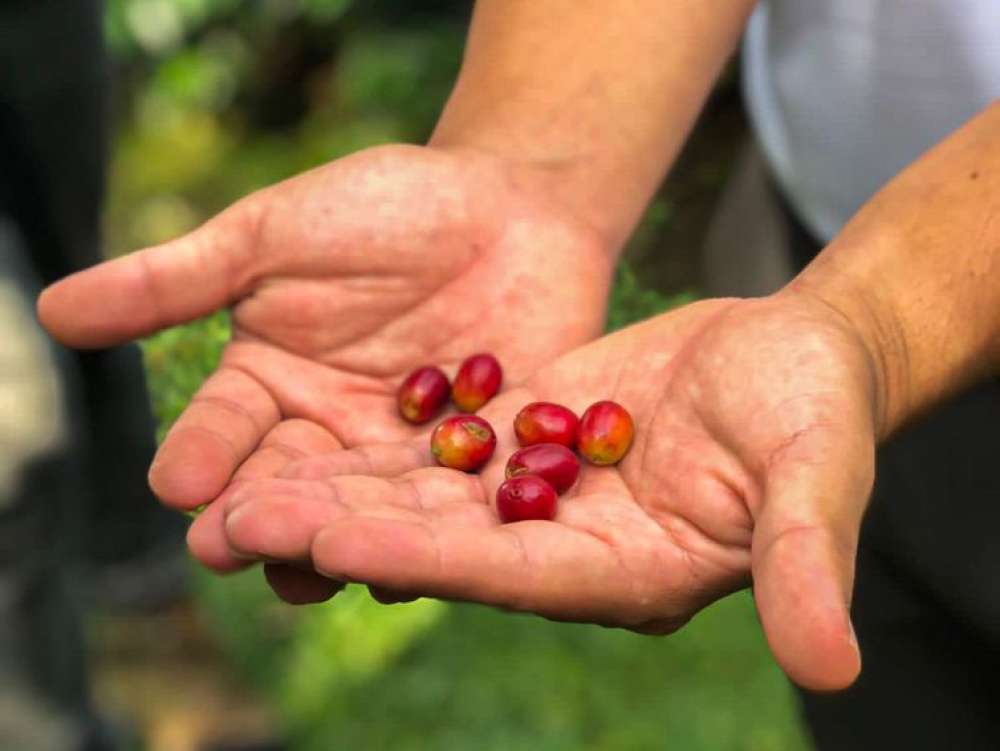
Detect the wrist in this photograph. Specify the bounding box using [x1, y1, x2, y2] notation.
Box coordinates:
[429, 87, 657, 253]
[778, 269, 904, 441]
[425, 138, 628, 262]
[772, 104, 1000, 442]
[783, 226, 998, 441]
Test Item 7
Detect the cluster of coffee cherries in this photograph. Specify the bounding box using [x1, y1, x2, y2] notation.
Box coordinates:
[396, 355, 634, 524]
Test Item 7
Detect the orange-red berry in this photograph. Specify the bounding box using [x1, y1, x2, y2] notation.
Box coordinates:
[505, 443, 580, 494]
[496, 475, 558, 523]
[398, 366, 450, 424]
[430, 415, 497, 471]
[452, 353, 503, 412]
[513, 402, 579, 448]
[577, 401, 634, 466]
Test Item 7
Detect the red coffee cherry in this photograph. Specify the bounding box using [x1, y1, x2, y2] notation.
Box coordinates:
[505, 443, 580, 494]
[430, 415, 497, 471]
[496, 475, 558, 523]
[513, 402, 579, 448]
[452, 353, 503, 412]
[397, 366, 450, 424]
[577, 400, 634, 466]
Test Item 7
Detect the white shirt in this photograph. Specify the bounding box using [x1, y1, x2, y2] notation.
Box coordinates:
[743, 0, 1000, 242]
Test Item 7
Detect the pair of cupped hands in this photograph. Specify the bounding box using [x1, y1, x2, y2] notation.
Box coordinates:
[40, 145, 881, 691]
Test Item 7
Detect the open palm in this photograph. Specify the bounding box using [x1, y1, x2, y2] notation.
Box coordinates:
[39, 144, 612, 512]
[210, 293, 880, 691]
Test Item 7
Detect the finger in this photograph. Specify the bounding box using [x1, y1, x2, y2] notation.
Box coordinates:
[309, 507, 653, 624]
[238, 421, 348, 603]
[189, 501, 344, 602]
[752, 430, 874, 691]
[220, 341, 413, 448]
[263, 563, 345, 605]
[37, 201, 262, 348]
[149, 365, 281, 509]
[186, 419, 344, 572]
[223, 470, 490, 561]
[279, 439, 431, 481]
[239, 418, 346, 480]
[187, 497, 252, 573]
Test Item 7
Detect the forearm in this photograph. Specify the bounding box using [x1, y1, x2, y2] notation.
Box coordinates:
[431, 0, 756, 250]
[790, 102, 1000, 437]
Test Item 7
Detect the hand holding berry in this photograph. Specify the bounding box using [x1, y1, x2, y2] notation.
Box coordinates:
[37, 145, 614, 597]
[210, 291, 882, 692]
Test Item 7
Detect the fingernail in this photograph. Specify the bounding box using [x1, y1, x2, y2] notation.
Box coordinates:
[224, 503, 246, 531]
[847, 619, 859, 651]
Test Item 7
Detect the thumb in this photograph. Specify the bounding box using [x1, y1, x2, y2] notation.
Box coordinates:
[751, 428, 874, 691]
[37, 199, 264, 348]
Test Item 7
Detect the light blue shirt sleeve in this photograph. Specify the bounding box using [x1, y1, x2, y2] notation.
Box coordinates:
[743, 0, 1000, 242]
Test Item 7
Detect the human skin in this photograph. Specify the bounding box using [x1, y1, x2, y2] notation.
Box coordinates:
[38, 1, 755, 601]
[432, 0, 758, 248]
[215, 293, 873, 692]
[211, 103, 1000, 693]
[36, 0, 757, 505]
[37, 0, 999, 692]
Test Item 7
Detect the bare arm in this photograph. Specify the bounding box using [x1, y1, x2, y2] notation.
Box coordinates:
[792, 102, 1000, 437]
[432, 0, 758, 249]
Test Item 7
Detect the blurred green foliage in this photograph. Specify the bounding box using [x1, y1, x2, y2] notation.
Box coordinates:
[122, 2, 808, 748]
[198, 574, 807, 751]
[104, 0, 466, 254]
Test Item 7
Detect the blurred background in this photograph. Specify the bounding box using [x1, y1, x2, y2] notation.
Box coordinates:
[6, 1, 807, 749]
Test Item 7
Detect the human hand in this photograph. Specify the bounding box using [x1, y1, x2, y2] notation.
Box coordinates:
[210, 292, 883, 691]
[38, 144, 612, 509]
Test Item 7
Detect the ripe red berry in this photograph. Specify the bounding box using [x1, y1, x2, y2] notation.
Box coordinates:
[513, 402, 579, 448]
[430, 415, 497, 471]
[505, 443, 580, 494]
[398, 366, 450, 424]
[496, 475, 558, 523]
[577, 401, 634, 466]
[452, 353, 503, 412]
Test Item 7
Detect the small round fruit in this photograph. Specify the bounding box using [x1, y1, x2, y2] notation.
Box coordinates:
[398, 366, 450, 424]
[505, 443, 580, 494]
[430, 415, 497, 471]
[577, 400, 634, 466]
[496, 475, 558, 523]
[452, 353, 503, 412]
[513, 402, 579, 448]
